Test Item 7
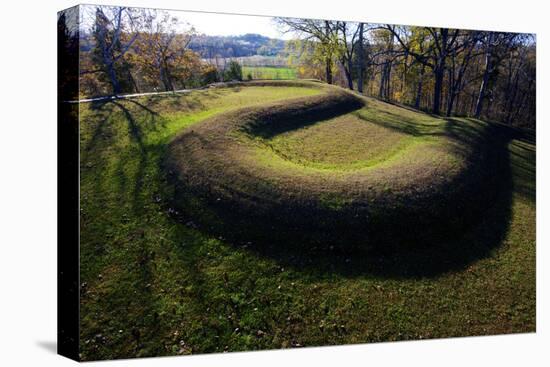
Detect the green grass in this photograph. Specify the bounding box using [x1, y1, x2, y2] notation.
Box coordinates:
[258, 111, 433, 171]
[166, 83, 498, 248]
[243, 66, 297, 80]
[79, 82, 535, 361]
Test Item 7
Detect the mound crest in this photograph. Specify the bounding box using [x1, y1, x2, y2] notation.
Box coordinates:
[164, 81, 504, 248]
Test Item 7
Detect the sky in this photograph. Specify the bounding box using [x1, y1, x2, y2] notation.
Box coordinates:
[79, 5, 292, 40]
[174, 10, 292, 40]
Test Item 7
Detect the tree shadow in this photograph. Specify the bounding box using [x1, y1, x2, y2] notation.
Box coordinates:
[109, 101, 149, 215]
[124, 98, 161, 118]
[79, 236, 161, 360]
[240, 163, 513, 279]
[81, 101, 115, 157]
[244, 91, 364, 139]
[266, 119, 525, 279]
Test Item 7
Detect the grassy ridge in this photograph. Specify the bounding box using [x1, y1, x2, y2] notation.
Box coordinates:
[79, 82, 535, 360]
[166, 82, 506, 247]
[243, 66, 297, 80]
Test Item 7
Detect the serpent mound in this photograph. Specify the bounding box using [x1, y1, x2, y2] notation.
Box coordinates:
[164, 80, 506, 248]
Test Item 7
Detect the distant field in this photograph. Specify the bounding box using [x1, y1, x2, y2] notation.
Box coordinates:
[243, 66, 297, 80]
[203, 55, 289, 67]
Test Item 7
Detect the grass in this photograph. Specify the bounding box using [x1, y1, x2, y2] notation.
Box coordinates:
[165, 82, 503, 246]
[262, 112, 425, 171]
[243, 66, 297, 80]
[79, 81, 535, 361]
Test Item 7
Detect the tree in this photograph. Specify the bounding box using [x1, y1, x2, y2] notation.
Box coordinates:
[502, 36, 535, 124]
[386, 25, 464, 114]
[336, 22, 362, 90]
[76, 6, 536, 128]
[276, 18, 340, 84]
[133, 10, 195, 91]
[371, 28, 397, 100]
[445, 31, 480, 116]
[223, 60, 243, 81]
[357, 23, 365, 93]
[91, 6, 146, 95]
[474, 32, 517, 118]
[286, 39, 330, 80]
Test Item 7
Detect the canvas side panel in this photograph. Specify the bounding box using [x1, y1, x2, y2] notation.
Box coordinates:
[57, 5, 80, 362]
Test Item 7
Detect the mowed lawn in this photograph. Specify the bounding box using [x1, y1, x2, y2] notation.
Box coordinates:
[79, 84, 535, 360]
[243, 66, 297, 80]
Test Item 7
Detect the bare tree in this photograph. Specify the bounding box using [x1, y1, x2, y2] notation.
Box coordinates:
[92, 6, 145, 94]
[337, 22, 361, 90]
[386, 25, 463, 115]
[357, 23, 365, 93]
[474, 32, 517, 118]
[445, 31, 481, 116]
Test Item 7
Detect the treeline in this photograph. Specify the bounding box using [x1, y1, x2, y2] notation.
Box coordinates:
[189, 33, 285, 58]
[60, 5, 536, 128]
[280, 19, 536, 128]
[73, 6, 247, 99]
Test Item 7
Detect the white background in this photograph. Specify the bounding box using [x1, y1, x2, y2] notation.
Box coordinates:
[0, 0, 547, 365]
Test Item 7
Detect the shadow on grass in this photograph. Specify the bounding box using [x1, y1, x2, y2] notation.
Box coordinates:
[244, 173, 513, 279]
[78, 236, 163, 360]
[260, 121, 533, 279]
[110, 101, 149, 215]
[87, 92, 533, 280]
[244, 91, 364, 139]
[166, 99, 533, 279]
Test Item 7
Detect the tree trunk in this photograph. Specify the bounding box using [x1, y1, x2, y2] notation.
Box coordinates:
[160, 66, 168, 91]
[505, 53, 524, 124]
[386, 63, 391, 99]
[475, 46, 492, 118]
[106, 62, 120, 95]
[128, 70, 140, 93]
[164, 60, 174, 91]
[446, 68, 455, 116]
[432, 28, 449, 115]
[357, 23, 364, 94]
[469, 92, 477, 116]
[379, 64, 387, 99]
[447, 91, 458, 117]
[433, 63, 444, 115]
[160, 59, 175, 92]
[401, 54, 408, 98]
[324, 21, 333, 84]
[415, 64, 425, 109]
[325, 57, 333, 84]
[346, 58, 354, 90]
